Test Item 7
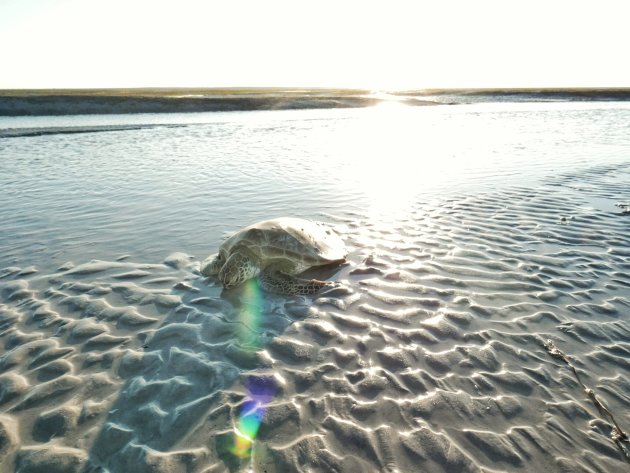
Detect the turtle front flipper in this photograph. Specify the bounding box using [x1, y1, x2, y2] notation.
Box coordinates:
[259, 270, 334, 295]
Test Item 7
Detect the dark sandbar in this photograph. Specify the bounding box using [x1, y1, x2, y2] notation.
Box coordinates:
[1, 87, 629, 116]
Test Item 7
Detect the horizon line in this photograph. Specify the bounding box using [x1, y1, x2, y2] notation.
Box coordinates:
[2, 86, 630, 96]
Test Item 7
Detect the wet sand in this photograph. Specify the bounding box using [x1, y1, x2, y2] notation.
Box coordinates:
[1, 161, 629, 472]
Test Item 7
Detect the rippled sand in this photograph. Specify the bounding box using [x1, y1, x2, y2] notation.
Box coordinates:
[1, 162, 629, 472]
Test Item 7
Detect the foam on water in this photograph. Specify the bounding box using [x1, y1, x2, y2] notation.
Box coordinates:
[0, 103, 629, 472]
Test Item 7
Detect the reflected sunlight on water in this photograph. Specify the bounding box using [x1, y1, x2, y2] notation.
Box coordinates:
[1, 102, 630, 271]
[326, 102, 528, 218]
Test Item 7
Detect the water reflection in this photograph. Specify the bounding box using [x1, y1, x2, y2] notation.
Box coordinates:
[2, 104, 630, 272]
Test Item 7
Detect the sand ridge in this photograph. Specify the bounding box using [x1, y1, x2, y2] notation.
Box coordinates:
[0, 163, 629, 472]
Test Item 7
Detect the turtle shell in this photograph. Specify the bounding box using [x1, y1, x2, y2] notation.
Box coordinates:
[219, 218, 347, 270]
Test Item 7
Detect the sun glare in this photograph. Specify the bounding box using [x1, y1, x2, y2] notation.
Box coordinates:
[331, 103, 456, 218]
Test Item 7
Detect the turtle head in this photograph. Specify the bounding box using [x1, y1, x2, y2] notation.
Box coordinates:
[200, 252, 225, 277]
[218, 251, 261, 289]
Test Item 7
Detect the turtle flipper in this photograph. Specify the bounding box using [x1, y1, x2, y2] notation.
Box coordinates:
[259, 270, 334, 295]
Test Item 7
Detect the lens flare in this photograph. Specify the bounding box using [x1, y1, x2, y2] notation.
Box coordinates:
[232, 376, 278, 458]
[233, 400, 265, 458]
[236, 278, 265, 341]
[230, 279, 277, 460]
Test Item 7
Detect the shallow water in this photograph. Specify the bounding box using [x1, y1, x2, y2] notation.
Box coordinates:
[0, 103, 629, 472]
[1, 103, 629, 271]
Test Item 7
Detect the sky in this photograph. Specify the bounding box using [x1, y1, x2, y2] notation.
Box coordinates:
[0, 0, 629, 90]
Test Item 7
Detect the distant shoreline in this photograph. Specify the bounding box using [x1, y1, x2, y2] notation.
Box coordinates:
[1, 87, 629, 116]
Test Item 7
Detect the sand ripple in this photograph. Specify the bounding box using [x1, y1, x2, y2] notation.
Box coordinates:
[1, 164, 629, 472]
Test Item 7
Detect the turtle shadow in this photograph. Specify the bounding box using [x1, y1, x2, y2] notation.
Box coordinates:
[300, 260, 350, 281]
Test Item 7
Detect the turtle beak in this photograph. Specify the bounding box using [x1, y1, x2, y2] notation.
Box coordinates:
[222, 277, 239, 290]
[218, 266, 235, 289]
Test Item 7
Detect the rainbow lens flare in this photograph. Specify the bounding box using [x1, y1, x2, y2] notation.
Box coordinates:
[230, 279, 277, 459]
[232, 374, 278, 458]
[233, 399, 265, 458]
[236, 278, 265, 342]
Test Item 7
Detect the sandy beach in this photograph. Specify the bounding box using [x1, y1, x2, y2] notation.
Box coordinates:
[1, 101, 629, 472]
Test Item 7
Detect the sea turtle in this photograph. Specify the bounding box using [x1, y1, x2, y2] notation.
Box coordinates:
[200, 218, 347, 295]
